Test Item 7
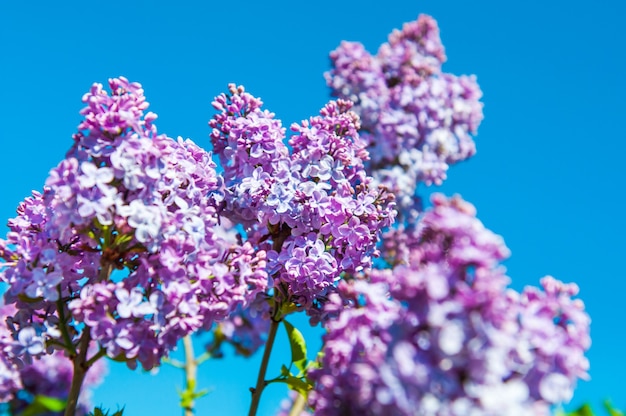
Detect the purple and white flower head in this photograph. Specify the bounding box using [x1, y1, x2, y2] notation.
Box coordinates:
[210, 85, 396, 313]
[0, 77, 268, 370]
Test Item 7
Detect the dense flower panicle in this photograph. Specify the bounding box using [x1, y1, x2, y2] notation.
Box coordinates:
[210, 84, 290, 226]
[326, 14, 483, 220]
[308, 194, 590, 415]
[210, 85, 396, 311]
[0, 77, 268, 371]
[72, 77, 156, 158]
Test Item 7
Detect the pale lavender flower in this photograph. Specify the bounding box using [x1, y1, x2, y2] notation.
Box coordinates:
[115, 287, 155, 319]
[309, 194, 590, 415]
[17, 327, 44, 356]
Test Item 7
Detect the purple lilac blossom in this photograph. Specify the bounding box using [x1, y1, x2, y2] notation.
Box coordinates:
[0, 77, 268, 371]
[308, 194, 590, 415]
[210, 85, 396, 312]
[326, 15, 483, 221]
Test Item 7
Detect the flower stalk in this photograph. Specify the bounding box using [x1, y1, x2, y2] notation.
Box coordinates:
[182, 335, 197, 416]
[64, 328, 92, 416]
[248, 318, 280, 416]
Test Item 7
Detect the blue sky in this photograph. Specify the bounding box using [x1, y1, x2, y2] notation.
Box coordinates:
[1, 1, 625, 414]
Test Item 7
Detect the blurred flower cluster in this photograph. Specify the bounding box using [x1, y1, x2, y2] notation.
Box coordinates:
[309, 195, 590, 415]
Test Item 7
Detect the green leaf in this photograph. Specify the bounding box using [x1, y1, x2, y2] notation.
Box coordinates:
[284, 375, 312, 396]
[568, 404, 594, 416]
[88, 407, 107, 416]
[88, 405, 125, 416]
[179, 380, 210, 409]
[605, 401, 625, 416]
[114, 233, 133, 246]
[36, 396, 66, 411]
[283, 320, 307, 373]
[19, 395, 66, 416]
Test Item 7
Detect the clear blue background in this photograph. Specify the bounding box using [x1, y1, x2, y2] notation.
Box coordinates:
[1, 1, 624, 414]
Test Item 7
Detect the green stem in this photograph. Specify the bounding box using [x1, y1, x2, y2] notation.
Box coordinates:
[194, 350, 212, 366]
[64, 262, 112, 415]
[85, 348, 106, 368]
[288, 392, 306, 416]
[248, 319, 280, 416]
[47, 339, 74, 354]
[56, 287, 77, 356]
[99, 263, 113, 282]
[64, 328, 91, 416]
[183, 335, 197, 416]
[163, 357, 186, 369]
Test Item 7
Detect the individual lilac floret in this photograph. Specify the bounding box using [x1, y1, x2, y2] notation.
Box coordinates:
[210, 86, 395, 313]
[308, 194, 590, 415]
[326, 15, 483, 219]
[0, 77, 268, 370]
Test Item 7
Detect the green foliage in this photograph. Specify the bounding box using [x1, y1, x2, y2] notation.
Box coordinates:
[18, 395, 66, 416]
[604, 401, 625, 416]
[556, 401, 624, 416]
[179, 379, 209, 410]
[283, 320, 307, 373]
[88, 406, 125, 416]
[265, 320, 314, 396]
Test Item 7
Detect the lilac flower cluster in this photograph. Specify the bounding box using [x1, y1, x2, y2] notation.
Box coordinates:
[0, 304, 106, 413]
[0, 77, 268, 371]
[308, 194, 590, 415]
[326, 15, 483, 219]
[210, 85, 395, 311]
